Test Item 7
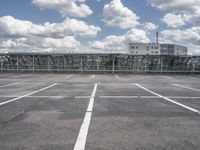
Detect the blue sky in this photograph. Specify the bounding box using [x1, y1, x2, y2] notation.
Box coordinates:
[0, 0, 199, 54]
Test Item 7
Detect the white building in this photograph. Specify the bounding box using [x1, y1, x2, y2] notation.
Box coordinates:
[129, 43, 188, 56]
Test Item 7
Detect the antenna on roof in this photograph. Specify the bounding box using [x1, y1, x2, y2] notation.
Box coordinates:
[156, 31, 159, 44]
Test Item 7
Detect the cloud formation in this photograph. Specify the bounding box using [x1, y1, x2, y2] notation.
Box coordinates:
[148, 0, 200, 25]
[0, 16, 101, 52]
[161, 13, 185, 28]
[32, 0, 93, 17]
[102, 0, 140, 29]
[0, 16, 101, 39]
[90, 28, 150, 51]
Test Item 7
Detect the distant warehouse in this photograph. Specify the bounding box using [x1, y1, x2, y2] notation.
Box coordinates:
[129, 43, 188, 56]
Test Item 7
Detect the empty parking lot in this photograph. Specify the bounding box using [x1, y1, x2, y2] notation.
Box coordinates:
[0, 73, 200, 150]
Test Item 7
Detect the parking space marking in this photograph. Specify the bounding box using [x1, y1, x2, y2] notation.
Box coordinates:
[74, 83, 98, 150]
[173, 84, 200, 92]
[100, 96, 138, 98]
[14, 74, 34, 78]
[135, 84, 200, 114]
[0, 83, 58, 106]
[66, 74, 74, 78]
[114, 74, 119, 79]
[0, 95, 64, 98]
[162, 76, 172, 80]
[99, 96, 200, 99]
[40, 74, 54, 78]
[92, 74, 95, 78]
[75, 96, 91, 99]
[0, 74, 10, 77]
[136, 75, 145, 79]
[0, 82, 18, 88]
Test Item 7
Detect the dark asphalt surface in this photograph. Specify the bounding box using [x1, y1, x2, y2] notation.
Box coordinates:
[0, 73, 200, 150]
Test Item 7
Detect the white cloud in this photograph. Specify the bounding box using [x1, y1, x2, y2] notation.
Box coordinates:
[0, 36, 81, 53]
[90, 28, 150, 51]
[161, 13, 185, 28]
[32, 0, 93, 17]
[0, 16, 101, 38]
[148, 0, 200, 25]
[0, 16, 101, 52]
[102, 0, 140, 29]
[144, 22, 158, 30]
[161, 27, 200, 45]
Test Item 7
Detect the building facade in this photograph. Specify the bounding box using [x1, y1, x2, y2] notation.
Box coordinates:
[129, 43, 188, 56]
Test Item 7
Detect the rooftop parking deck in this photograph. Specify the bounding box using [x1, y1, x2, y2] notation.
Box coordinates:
[0, 73, 200, 150]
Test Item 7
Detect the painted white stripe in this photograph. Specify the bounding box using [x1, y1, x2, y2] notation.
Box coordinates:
[40, 74, 54, 78]
[14, 74, 33, 78]
[75, 96, 91, 99]
[99, 96, 200, 99]
[114, 74, 119, 79]
[168, 96, 200, 99]
[0, 83, 58, 106]
[162, 76, 172, 80]
[100, 96, 138, 99]
[136, 75, 145, 79]
[135, 84, 200, 114]
[74, 83, 98, 150]
[92, 74, 95, 78]
[0, 74, 10, 77]
[66, 74, 74, 78]
[0, 83, 18, 88]
[173, 84, 200, 92]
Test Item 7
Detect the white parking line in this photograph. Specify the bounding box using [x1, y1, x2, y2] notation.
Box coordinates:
[75, 96, 91, 99]
[114, 74, 119, 79]
[0, 74, 10, 77]
[92, 74, 95, 78]
[0, 83, 58, 106]
[14, 74, 34, 78]
[173, 84, 200, 92]
[135, 83, 200, 114]
[99, 95, 200, 99]
[162, 76, 172, 80]
[136, 75, 145, 79]
[74, 83, 98, 150]
[66, 74, 74, 78]
[0, 83, 18, 88]
[100, 96, 138, 99]
[40, 74, 54, 78]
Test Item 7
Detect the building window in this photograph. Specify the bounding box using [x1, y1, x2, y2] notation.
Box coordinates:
[136, 51, 138, 54]
[136, 46, 138, 49]
[155, 51, 158, 54]
[152, 46, 154, 49]
[131, 46, 135, 49]
[155, 47, 158, 49]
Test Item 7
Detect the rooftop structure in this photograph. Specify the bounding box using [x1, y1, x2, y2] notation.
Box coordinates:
[129, 43, 188, 56]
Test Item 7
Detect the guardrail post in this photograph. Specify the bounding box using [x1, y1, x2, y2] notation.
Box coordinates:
[112, 56, 115, 73]
[97, 56, 99, 72]
[160, 57, 163, 74]
[80, 57, 83, 72]
[32, 55, 35, 72]
[144, 56, 147, 72]
[17, 55, 19, 71]
[192, 61, 195, 75]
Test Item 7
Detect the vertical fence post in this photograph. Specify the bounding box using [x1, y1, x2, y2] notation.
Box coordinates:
[47, 55, 50, 71]
[144, 56, 147, 73]
[192, 60, 195, 75]
[32, 55, 35, 72]
[80, 57, 83, 72]
[160, 57, 163, 74]
[97, 56, 99, 73]
[16, 55, 19, 71]
[112, 56, 115, 73]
